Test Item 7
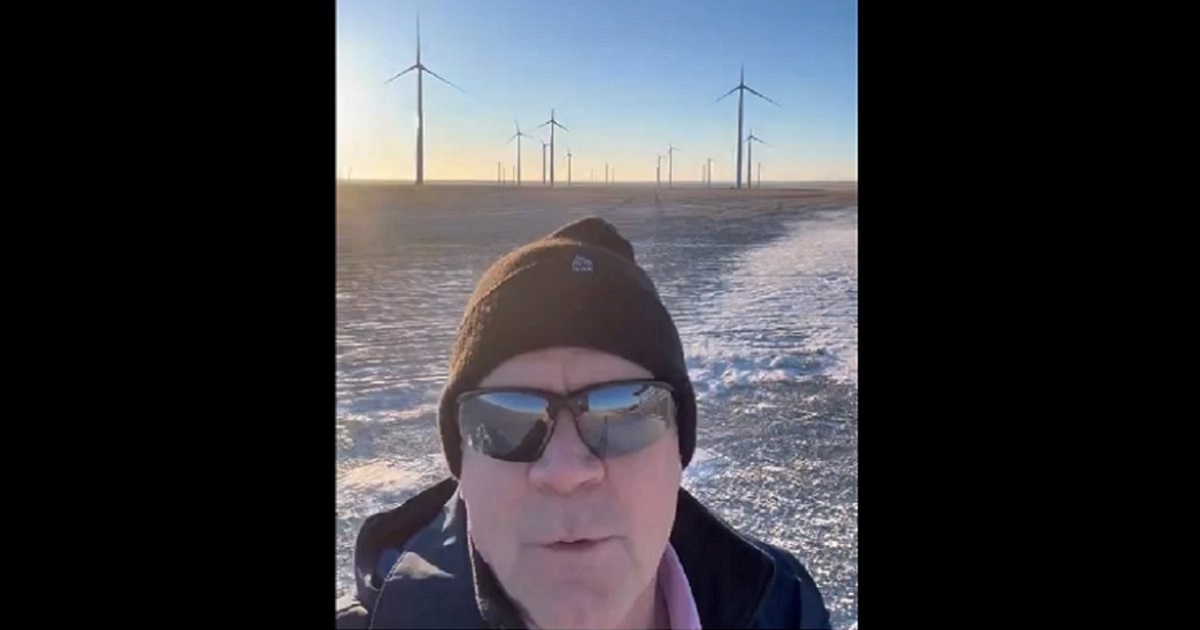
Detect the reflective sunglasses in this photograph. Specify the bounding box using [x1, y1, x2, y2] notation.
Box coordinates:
[456, 379, 677, 462]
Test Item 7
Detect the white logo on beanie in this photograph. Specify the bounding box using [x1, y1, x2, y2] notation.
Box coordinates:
[571, 254, 594, 273]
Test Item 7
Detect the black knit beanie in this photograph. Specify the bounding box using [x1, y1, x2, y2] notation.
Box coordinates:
[438, 216, 696, 477]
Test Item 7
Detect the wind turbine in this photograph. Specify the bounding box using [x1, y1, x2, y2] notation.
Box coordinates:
[656, 154, 662, 187]
[706, 158, 713, 188]
[716, 65, 778, 189]
[537, 109, 569, 187]
[667, 144, 680, 188]
[507, 120, 534, 186]
[496, 161, 501, 185]
[384, 15, 463, 185]
[566, 149, 574, 185]
[744, 128, 769, 190]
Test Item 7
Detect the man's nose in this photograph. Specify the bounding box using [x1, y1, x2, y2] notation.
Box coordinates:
[527, 409, 605, 493]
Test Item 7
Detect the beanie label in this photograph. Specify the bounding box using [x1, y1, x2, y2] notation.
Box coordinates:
[571, 254, 594, 274]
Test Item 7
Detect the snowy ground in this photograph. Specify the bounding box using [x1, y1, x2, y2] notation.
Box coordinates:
[336, 184, 858, 628]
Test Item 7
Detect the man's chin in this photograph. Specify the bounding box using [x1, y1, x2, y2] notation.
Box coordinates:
[519, 590, 627, 630]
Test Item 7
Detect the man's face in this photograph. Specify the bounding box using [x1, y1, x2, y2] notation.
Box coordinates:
[458, 347, 682, 630]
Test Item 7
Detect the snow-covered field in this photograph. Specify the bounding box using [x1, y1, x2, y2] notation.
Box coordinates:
[336, 184, 858, 628]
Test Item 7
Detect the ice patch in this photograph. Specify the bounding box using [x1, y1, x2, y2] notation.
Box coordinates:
[682, 446, 730, 489]
[337, 453, 448, 509]
[338, 460, 425, 495]
[336, 385, 442, 417]
[687, 349, 835, 399]
[683, 211, 858, 388]
[336, 402, 439, 424]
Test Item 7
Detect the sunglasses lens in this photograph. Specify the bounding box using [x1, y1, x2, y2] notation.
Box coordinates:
[459, 392, 551, 461]
[577, 383, 675, 458]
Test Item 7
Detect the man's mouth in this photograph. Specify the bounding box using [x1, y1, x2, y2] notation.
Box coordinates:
[543, 536, 613, 551]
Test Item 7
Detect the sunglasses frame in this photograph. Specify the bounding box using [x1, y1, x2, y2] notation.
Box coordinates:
[455, 378, 678, 462]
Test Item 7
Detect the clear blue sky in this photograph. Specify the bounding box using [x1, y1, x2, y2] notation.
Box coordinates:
[337, 0, 857, 183]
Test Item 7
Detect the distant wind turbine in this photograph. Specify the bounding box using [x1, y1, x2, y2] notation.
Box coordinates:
[758, 162, 763, 187]
[496, 161, 501, 185]
[566, 148, 574, 186]
[656, 154, 662, 187]
[706, 158, 713, 188]
[667, 144, 680, 188]
[537, 109, 568, 187]
[605, 163, 609, 185]
[716, 65, 778, 189]
[508, 121, 535, 186]
[385, 15, 464, 185]
[744, 128, 769, 190]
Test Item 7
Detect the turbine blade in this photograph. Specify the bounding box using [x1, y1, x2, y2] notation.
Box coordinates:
[422, 66, 464, 92]
[744, 85, 780, 106]
[715, 85, 740, 103]
[552, 121, 569, 132]
[384, 64, 419, 84]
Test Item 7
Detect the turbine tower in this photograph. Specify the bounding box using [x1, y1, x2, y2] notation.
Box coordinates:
[656, 154, 662, 187]
[716, 65, 778, 189]
[566, 149, 574, 185]
[706, 158, 713, 188]
[667, 144, 680, 188]
[539, 140, 549, 185]
[537, 109, 569, 187]
[508, 120, 535, 186]
[384, 15, 463, 185]
[744, 128, 769, 190]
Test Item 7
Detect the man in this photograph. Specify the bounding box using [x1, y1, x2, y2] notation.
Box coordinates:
[337, 217, 832, 629]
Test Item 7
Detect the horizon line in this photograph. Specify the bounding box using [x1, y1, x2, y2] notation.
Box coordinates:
[334, 178, 858, 184]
